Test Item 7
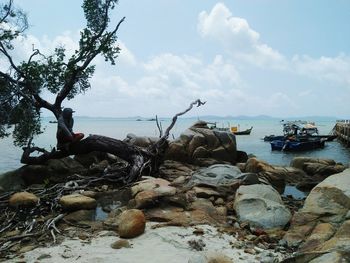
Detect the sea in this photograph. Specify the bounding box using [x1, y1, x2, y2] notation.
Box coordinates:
[0, 117, 349, 175]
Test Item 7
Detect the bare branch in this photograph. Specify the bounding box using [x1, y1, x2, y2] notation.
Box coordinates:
[0, 0, 13, 24]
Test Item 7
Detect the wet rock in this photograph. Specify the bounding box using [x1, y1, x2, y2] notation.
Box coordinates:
[59, 194, 97, 211]
[9, 191, 39, 207]
[234, 184, 291, 229]
[118, 209, 146, 238]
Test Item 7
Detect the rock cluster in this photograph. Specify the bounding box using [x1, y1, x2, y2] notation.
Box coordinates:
[164, 121, 239, 166]
[3, 122, 349, 263]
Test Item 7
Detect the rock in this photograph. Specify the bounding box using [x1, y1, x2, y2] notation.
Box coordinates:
[290, 157, 336, 170]
[134, 190, 159, 208]
[131, 178, 177, 208]
[283, 168, 350, 251]
[59, 194, 97, 211]
[118, 209, 146, 238]
[64, 210, 96, 222]
[145, 200, 226, 226]
[80, 190, 97, 198]
[193, 186, 222, 198]
[245, 158, 286, 193]
[234, 184, 291, 229]
[245, 158, 275, 173]
[111, 239, 131, 249]
[165, 122, 238, 166]
[158, 160, 198, 182]
[18, 157, 86, 185]
[131, 178, 176, 197]
[0, 170, 25, 191]
[123, 133, 159, 148]
[187, 164, 243, 194]
[74, 151, 109, 168]
[9, 191, 39, 207]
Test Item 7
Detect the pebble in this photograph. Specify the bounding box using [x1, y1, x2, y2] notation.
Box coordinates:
[111, 239, 131, 249]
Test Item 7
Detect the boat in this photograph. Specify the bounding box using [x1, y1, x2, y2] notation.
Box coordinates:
[270, 137, 326, 151]
[231, 126, 253, 135]
[264, 121, 337, 142]
[208, 123, 253, 135]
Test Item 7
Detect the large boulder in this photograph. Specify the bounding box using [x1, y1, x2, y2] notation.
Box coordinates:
[234, 184, 291, 229]
[118, 209, 146, 238]
[283, 169, 350, 262]
[164, 121, 238, 166]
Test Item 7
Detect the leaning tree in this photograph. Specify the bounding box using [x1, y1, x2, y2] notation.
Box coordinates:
[0, 0, 205, 184]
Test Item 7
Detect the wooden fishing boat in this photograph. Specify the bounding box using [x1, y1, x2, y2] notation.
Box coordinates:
[231, 126, 253, 135]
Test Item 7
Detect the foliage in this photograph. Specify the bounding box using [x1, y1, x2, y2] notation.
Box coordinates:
[0, 0, 124, 146]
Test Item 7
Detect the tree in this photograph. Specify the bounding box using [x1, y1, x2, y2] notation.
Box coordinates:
[0, 0, 205, 183]
[0, 0, 125, 146]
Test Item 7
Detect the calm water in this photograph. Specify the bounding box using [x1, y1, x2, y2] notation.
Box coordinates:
[0, 117, 349, 174]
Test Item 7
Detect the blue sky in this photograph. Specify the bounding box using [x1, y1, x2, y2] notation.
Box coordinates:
[7, 1, 350, 117]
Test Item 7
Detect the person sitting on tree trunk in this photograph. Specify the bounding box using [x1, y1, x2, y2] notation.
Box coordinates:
[56, 108, 84, 151]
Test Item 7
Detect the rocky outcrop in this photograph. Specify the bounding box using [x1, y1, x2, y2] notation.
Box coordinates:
[234, 184, 291, 229]
[9, 191, 39, 207]
[118, 209, 146, 238]
[283, 168, 350, 262]
[59, 194, 97, 211]
[164, 121, 238, 166]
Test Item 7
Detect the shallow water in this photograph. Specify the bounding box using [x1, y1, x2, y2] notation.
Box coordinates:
[282, 185, 307, 200]
[0, 117, 349, 174]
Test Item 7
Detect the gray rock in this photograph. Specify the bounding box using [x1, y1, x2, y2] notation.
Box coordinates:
[187, 164, 242, 187]
[234, 184, 291, 229]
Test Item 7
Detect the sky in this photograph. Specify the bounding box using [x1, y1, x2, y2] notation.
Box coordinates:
[5, 0, 350, 118]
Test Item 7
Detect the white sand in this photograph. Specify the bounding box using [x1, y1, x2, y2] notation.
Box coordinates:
[9, 223, 284, 263]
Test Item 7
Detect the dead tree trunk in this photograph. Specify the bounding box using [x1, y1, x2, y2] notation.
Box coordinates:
[20, 99, 206, 184]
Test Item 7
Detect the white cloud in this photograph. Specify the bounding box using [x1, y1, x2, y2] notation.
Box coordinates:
[198, 3, 286, 69]
[292, 54, 350, 88]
